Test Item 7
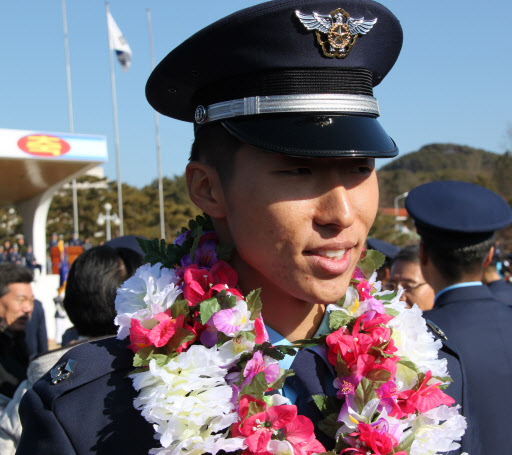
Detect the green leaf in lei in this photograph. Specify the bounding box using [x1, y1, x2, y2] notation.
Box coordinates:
[165, 327, 196, 352]
[274, 345, 297, 357]
[366, 368, 393, 385]
[353, 377, 377, 414]
[133, 346, 168, 368]
[393, 431, 415, 453]
[170, 299, 190, 318]
[358, 249, 386, 279]
[240, 371, 269, 400]
[246, 289, 263, 320]
[398, 357, 420, 374]
[329, 310, 354, 331]
[215, 243, 234, 262]
[199, 298, 221, 325]
[269, 368, 295, 391]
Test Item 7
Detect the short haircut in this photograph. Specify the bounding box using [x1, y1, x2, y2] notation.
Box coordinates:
[0, 263, 33, 297]
[422, 236, 495, 282]
[393, 244, 420, 264]
[63, 246, 144, 338]
[189, 123, 244, 186]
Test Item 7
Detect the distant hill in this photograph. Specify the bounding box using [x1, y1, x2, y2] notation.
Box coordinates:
[377, 143, 512, 207]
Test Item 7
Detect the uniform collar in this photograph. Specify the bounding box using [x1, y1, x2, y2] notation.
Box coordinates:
[435, 281, 482, 303]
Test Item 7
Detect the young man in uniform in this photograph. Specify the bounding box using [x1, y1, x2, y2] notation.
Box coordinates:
[406, 180, 512, 454]
[16, 1, 468, 453]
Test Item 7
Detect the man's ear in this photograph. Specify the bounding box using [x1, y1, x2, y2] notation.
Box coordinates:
[186, 162, 227, 218]
[483, 246, 495, 268]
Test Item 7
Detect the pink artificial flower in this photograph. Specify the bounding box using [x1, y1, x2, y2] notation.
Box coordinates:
[391, 371, 455, 418]
[351, 267, 366, 281]
[356, 280, 374, 301]
[233, 395, 323, 455]
[128, 311, 185, 353]
[282, 415, 326, 455]
[342, 422, 406, 455]
[182, 261, 243, 305]
[254, 318, 269, 344]
[242, 350, 280, 387]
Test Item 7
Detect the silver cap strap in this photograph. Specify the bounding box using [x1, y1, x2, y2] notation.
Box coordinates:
[194, 94, 379, 124]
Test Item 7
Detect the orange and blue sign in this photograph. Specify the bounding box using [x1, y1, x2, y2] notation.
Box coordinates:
[17, 134, 71, 158]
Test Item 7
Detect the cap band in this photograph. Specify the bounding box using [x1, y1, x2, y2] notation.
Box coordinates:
[195, 93, 379, 124]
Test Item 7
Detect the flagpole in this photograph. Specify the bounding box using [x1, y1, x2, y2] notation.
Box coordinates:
[105, 1, 124, 236]
[61, 0, 79, 238]
[146, 9, 166, 240]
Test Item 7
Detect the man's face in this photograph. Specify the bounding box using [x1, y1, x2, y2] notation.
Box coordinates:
[388, 260, 435, 311]
[219, 144, 379, 305]
[0, 283, 34, 331]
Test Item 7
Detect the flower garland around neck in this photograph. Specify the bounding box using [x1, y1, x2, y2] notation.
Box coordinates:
[114, 214, 466, 455]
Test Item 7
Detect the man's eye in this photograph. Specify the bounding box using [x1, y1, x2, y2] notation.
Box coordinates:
[353, 166, 372, 175]
[280, 168, 312, 175]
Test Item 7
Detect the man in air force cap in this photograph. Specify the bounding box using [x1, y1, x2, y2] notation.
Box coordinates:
[406, 180, 512, 454]
[16, 2, 463, 454]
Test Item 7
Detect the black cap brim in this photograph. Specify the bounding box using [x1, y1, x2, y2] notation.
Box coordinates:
[220, 114, 397, 157]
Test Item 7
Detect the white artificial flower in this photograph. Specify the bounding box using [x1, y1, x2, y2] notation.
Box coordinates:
[410, 405, 467, 455]
[387, 301, 448, 389]
[130, 345, 238, 455]
[217, 336, 255, 365]
[115, 263, 182, 338]
[267, 439, 294, 455]
[328, 286, 359, 315]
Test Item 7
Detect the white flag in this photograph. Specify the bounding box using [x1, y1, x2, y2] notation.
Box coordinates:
[107, 11, 132, 71]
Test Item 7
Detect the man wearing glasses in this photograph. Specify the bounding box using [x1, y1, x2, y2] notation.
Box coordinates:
[385, 244, 435, 311]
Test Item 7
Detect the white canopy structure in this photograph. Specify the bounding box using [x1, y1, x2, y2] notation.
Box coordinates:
[0, 128, 108, 274]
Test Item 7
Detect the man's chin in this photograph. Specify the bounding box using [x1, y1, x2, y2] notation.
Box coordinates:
[10, 319, 29, 331]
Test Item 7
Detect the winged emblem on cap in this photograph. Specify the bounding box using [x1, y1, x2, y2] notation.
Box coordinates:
[296, 8, 377, 58]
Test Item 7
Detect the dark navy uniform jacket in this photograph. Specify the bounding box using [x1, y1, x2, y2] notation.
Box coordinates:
[487, 279, 512, 307]
[17, 337, 157, 454]
[17, 330, 472, 454]
[424, 284, 512, 455]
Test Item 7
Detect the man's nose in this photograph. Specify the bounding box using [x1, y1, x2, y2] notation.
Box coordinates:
[22, 300, 34, 314]
[313, 185, 355, 231]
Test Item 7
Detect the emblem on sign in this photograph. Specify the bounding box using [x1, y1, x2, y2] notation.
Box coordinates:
[296, 8, 377, 58]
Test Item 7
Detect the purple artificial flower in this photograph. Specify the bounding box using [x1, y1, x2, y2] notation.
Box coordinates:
[180, 238, 218, 269]
[242, 351, 280, 386]
[200, 324, 219, 347]
[174, 231, 190, 246]
[333, 375, 359, 399]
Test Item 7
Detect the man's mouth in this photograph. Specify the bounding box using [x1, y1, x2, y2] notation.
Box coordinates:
[314, 249, 347, 260]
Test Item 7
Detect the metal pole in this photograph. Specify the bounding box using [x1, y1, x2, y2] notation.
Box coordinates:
[147, 9, 165, 240]
[62, 0, 79, 237]
[105, 1, 124, 236]
[105, 204, 112, 241]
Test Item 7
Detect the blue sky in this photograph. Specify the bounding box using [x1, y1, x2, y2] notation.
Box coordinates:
[1, 0, 511, 188]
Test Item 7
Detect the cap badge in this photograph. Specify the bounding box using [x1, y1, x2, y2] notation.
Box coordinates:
[296, 8, 377, 58]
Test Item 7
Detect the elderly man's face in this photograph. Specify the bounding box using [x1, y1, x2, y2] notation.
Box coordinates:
[0, 283, 34, 331]
[388, 260, 435, 311]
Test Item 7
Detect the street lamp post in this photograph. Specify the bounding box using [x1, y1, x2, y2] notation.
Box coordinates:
[394, 191, 409, 232]
[97, 202, 120, 241]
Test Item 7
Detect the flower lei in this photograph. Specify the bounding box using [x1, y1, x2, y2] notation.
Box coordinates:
[115, 215, 466, 455]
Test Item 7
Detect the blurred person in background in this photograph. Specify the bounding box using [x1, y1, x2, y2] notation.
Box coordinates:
[482, 254, 512, 307]
[366, 237, 399, 284]
[406, 180, 512, 454]
[0, 239, 144, 454]
[0, 264, 34, 399]
[385, 244, 435, 311]
[61, 239, 145, 345]
[23, 246, 42, 275]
